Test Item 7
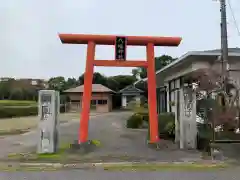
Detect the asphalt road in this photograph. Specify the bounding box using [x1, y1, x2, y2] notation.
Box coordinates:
[0, 168, 239, 180]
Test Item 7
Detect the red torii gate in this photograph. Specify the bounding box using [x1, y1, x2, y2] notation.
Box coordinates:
[58, 34, 181, 144]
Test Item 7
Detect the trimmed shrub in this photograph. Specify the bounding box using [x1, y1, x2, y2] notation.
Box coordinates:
[158, 112, 175, 139]
[126, 100, 138, 110]
[196, 123, 212, 152]
[0, 106, 38, 118]
[134, 105, 148, 122]
[126, 113, 143, 129]
[142, 114, 149, 122]
[147, 112, 175, 140]
[164, 119, 175, 137]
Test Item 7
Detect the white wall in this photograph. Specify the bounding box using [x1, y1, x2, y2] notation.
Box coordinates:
[122, 95, 127, 108]
[135, 95, 141, 104]
[165, 83, 170, 112]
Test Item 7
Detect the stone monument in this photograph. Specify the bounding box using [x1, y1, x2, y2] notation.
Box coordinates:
[179, 86, 197, 149]
[37, 90, 60, 154]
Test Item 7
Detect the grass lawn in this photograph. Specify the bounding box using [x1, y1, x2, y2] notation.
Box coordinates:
[0, 113, 80, 135]
[0, 116, 37, 135]
[6, 146, 230, 171]
[102, 162, 229, 171]
[0, 100, 81, 135]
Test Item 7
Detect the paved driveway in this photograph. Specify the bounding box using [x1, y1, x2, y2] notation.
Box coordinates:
[59, 111, 202, 162]
[0, 111, 203, 162]
[0, 111, 239, 178]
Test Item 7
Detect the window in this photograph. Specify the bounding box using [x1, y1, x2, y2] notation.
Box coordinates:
[71, 100, 80, 103]
[170, 81, 175, 91]
[98, 100, 107, 105]
[171, 91, 175, 105]
[168, 82, 172, 112]
[160, 91, 167, 113]
[175, 79, 180, 89]
[31, 80, 38, 85]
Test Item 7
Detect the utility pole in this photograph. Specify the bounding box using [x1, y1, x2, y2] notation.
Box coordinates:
[220, 0, 229, 93]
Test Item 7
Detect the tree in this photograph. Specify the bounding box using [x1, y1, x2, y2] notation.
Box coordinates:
[65, 78, 79, 89]
[92, 72, 108, 86]
[78, 72, 135, 91]
[78, 74, 84, 85]
[132, 55, 176, 79]
[131, 69, 140, 80]
[106, 77, 120, 91]
[131, 66, 147, 80]
[190, 68, 240, 142]
[0, 81, 11, 99]
[22, 87, 38, 101]
[139, 68, 147, 79]
[0, 72, 138, 101]
[9, 88, 24, 100]
[48, 76, 66, 93]
[107, 75, 136, 91]
[155, 55, 176, 69]
[0, 78, 44, 101]
[78, 72, 108, 86]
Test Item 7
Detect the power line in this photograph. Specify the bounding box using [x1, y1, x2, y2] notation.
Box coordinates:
[227, 0, 240, 36]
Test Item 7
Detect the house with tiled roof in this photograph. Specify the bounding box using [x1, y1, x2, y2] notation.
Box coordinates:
[118, 85, 144, 108]
[134, 48, 240, 114]
[64, 84, 115, 112]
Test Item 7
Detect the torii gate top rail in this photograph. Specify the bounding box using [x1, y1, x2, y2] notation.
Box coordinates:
[59, 34, 181, 46]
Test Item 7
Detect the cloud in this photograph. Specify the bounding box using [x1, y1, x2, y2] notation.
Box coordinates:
[0, 0, 239, 79]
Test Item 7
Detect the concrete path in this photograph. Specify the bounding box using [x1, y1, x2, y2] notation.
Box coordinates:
[0, 168, 239, 180]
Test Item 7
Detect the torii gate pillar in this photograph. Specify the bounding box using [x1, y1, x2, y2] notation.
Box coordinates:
[59, 34, 181, 144]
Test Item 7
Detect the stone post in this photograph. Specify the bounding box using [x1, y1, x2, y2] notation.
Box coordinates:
[37, 90, 60, 154]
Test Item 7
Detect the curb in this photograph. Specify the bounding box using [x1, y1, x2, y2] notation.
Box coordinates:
[1, 160, 229, 170]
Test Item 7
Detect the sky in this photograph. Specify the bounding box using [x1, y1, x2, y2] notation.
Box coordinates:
[1, 0, 240, 80]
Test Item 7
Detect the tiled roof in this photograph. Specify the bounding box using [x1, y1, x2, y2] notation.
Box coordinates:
[64, 84, 115, 93]
[119, 85, 144, 93]
[134, 48, 240, 84]
[203, 48, 240, 54]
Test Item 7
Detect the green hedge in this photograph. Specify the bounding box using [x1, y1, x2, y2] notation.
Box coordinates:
[0, 104, 69, 119]
[196, 123, 212, 152]
[0, 100, 37, 107]
[127, 111, 175, 140]
[0, 106, 38, 118]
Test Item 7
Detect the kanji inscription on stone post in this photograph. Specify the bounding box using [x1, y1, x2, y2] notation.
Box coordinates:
[115, 36, 127, 60]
